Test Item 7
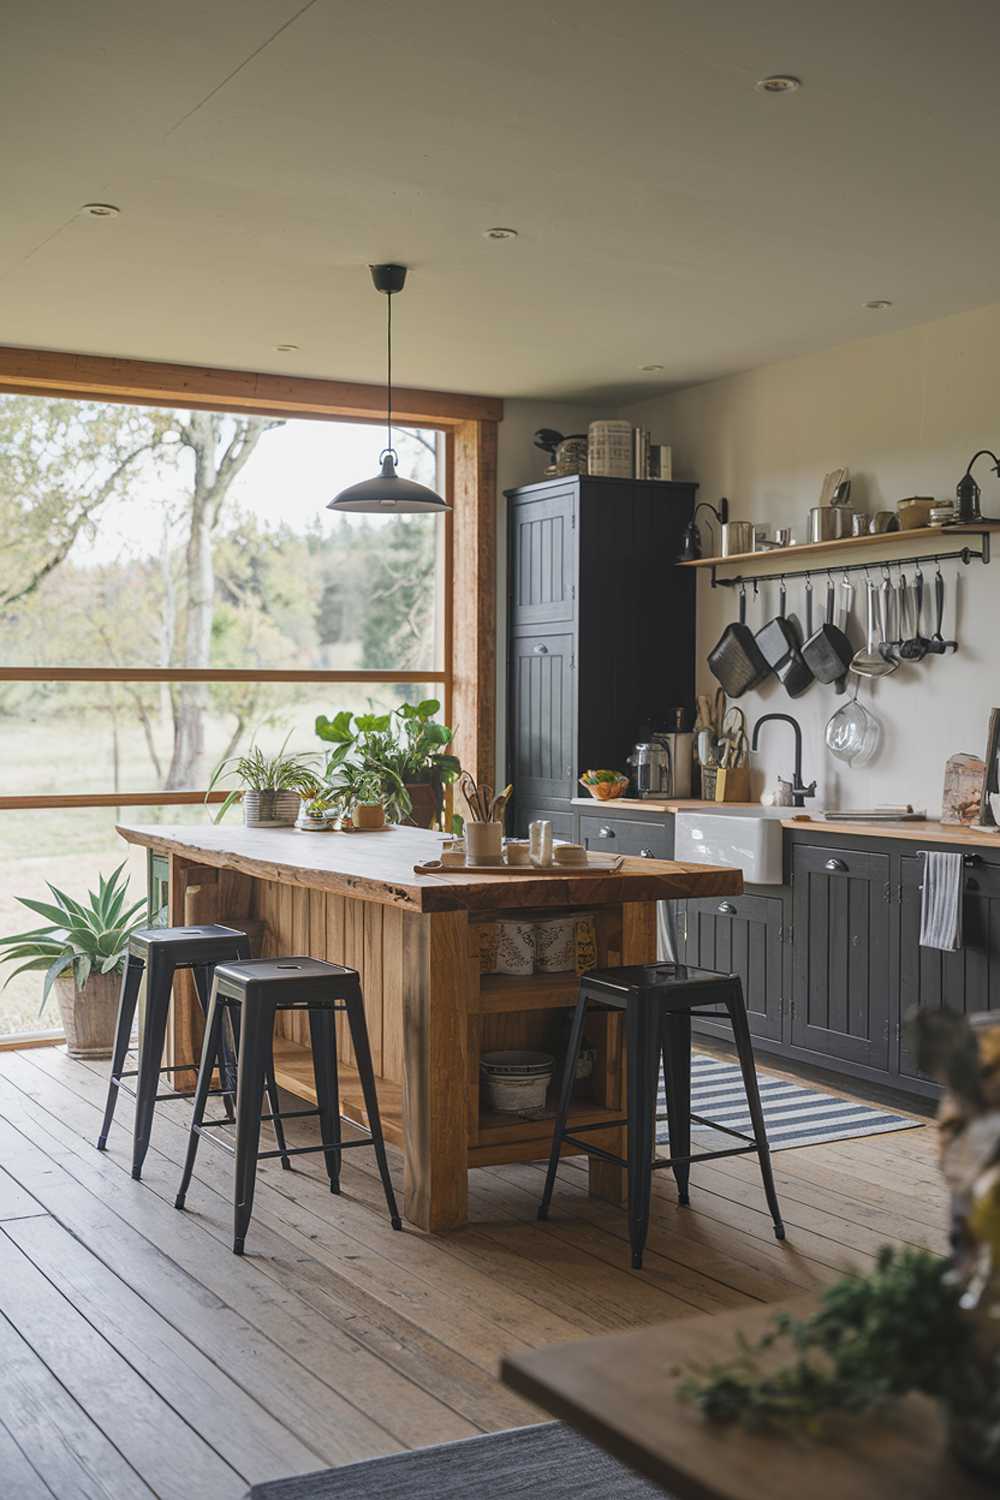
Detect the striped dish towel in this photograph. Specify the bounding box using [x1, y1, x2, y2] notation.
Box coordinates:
[919, 850, 963, 951]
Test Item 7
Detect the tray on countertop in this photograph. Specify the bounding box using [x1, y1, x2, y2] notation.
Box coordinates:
[413, 852, 625, 876]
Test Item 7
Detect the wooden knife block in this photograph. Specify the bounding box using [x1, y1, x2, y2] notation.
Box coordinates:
[714, 766, 750, 802]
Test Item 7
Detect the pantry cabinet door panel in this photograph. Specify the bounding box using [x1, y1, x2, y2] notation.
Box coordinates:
[510, 633, 576, 801]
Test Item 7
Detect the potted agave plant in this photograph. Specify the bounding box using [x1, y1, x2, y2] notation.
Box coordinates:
[207, 739, 320, 827]
[0, 864, 147, 1058]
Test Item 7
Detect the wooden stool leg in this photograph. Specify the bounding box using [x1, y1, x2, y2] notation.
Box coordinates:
[661, 1009, 692, 1206]
[626, 997, 661, 1271]
[232, 994, 275, 1255]
[725, 986, 785, 1241]
[97, 953, 143, 1151]
[344, 981, 401, 1230]
[175, 983, 227, 1211]
[308, 1007, 342, 1194]
[131, 951, 174, 1181]
[538, 993, 589, 1222]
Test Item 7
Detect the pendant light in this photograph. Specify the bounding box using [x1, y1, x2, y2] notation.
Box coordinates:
[328, 264, 450, 513]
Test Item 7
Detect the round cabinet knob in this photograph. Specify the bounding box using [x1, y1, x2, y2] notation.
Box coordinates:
[640, 847, 655, 858]
[717, 901, 737, 915]
[825, 858, 847, 872]
[599, 826, 615, 839]
[533, 643, 549, 655]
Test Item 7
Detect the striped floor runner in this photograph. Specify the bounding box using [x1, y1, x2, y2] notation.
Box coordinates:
[656, 1052, 922, 1151]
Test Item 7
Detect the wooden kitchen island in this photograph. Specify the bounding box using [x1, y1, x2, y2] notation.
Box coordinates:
[118, 822, 741, 1232]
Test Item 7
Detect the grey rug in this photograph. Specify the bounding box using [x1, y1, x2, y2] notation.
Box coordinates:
[244, 1422, 665, 1498]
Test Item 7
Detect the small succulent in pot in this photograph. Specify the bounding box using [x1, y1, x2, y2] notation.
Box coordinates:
[348, 770, 388, 830]
[0, 863, 147, 1057]
[207, 738, 321, 827]
[296, 792, 337, 832]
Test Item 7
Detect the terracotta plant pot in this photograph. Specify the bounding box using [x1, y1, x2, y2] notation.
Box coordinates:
[54, 970, 121, 1059]
[354, 801, 386, 831]
[404, 780, 439, 828]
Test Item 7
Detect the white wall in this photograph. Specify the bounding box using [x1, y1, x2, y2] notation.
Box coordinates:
[612, 302, 1000, 813]
[495, 399, 597, 777]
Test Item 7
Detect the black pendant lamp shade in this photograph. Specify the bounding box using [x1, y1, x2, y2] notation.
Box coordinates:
[328, 264, 450, 514]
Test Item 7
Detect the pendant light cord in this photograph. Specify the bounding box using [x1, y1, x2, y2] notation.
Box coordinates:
[385, 289, 393, 458]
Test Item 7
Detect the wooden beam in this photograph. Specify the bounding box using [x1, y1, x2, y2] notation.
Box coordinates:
[0, 667, 446, 685]
[451, 419, 498, 786]
[0, 346, 503, 427]
[0, 792, 226, 811]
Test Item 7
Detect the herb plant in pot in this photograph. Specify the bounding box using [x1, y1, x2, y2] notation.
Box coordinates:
[315, 700, 460, 828]
[0, 864, 147, 1058]
[352, 771, 387, 831]
[208, 741, 320, 827]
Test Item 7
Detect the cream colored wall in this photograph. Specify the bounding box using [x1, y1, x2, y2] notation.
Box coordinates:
[613, 302, 1000, 813]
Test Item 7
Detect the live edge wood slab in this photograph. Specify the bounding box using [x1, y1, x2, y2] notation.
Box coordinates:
[117, 823, 741, 1233]
[503, 1298, 992, 1500]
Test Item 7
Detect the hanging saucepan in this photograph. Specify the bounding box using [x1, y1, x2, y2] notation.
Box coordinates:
[802, 577, 855, 688]
[707, 584, 770, 697]
[755, 581, 813, 698]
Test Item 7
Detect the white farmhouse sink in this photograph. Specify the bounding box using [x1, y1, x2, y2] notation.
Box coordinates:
[674, 806, 817, 887]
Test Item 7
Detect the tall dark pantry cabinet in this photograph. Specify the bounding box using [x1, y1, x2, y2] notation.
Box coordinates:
[505, 475, 698, 836]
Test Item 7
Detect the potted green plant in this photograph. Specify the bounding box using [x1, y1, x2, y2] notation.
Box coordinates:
[351, 770, 387, 831]
[207, 740, 320, 827]
[295, 791, 336, 832]
[315, 699, 461, 827]
[0, 863, 146, 1058]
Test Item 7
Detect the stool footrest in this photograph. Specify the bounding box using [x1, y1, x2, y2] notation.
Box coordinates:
[257, 1135, 378, 1161]
[689, 1112, 757, 1145]
[559, 1117, 628, 1135]
[651, 1143, 759, 1168]
[561, 1134, 627, 1168]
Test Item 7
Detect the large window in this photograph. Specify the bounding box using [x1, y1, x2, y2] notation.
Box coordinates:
[0, 391, 449, 1037]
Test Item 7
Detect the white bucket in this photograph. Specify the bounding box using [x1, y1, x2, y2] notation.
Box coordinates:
[481, 1050, 554, 1113]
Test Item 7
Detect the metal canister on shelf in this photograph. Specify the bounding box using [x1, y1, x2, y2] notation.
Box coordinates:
[720, 521, 755, 556]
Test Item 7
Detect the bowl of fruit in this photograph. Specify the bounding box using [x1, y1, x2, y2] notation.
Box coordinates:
[579, 769, 629, 801]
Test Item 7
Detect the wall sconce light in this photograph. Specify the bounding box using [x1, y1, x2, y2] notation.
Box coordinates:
[679, 498, 730, 561]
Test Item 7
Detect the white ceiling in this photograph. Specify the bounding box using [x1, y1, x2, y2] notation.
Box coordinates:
[4, 0, 1000, 402]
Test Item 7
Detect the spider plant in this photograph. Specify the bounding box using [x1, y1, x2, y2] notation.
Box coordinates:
[0, 863, 147, 1014]
[207, 738, 321, 822]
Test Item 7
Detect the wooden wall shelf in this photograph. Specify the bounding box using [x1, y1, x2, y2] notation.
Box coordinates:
[677, 522, 1000, 571]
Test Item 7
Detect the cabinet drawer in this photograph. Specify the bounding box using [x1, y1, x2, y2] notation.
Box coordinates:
[579, 814, 669, 860]
[514, 803, 577, 842]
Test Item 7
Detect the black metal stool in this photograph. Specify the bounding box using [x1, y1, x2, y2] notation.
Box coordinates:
[538, 963, 785, 1270]
[175, 956, 402, 1254]
[97, 923, 289, 1182]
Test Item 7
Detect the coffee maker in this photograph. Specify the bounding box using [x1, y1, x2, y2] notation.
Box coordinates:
[627, 710, 693, 799]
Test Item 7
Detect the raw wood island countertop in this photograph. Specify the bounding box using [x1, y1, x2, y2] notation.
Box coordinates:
[117, 821, 742, 1233]
[117, 822, 743, 911]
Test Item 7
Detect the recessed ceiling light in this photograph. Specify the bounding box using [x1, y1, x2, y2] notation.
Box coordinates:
[483, 226, 518, 240]
[81, 202, 120, 218]
[639, 364, 665, 373]
[863, 299, 893, 310]
[754, 75, 800, 94]
[275, 343, 300, 352]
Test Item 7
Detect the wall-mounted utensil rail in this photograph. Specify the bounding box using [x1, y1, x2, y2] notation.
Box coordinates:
[706, 532, 991, 589]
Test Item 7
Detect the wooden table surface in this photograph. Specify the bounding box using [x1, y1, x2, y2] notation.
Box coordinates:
[117, 822, 742, 913]
[502, 1298, 992, 1500]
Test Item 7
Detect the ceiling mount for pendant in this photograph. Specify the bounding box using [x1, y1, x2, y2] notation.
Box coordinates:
[327, 263, 450, 515]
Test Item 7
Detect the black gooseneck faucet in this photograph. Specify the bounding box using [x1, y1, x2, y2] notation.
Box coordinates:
[751, 714, 816, 808]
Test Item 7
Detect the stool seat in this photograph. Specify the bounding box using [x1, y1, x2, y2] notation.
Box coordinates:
[539, 962, 784, 1270]
[176, 955, 401, 1253]
[214, 956, 357, 994]
[129, 923, 252, 966]
[581, 963, 743, 1009]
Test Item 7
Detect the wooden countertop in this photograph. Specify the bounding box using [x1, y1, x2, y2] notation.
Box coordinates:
[783, 816, 1000, 847]
[502, 1296, 990, 1500]
[572, 797, 761, 814]
[118, 822, 742, 914]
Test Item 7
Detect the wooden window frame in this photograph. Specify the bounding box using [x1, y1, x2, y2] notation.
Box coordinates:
[0, 345, 501, 812]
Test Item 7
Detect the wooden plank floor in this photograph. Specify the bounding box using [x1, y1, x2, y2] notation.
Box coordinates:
[0, 1045, 945, 1498]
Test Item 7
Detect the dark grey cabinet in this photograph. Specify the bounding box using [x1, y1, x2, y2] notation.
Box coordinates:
[897, 852, 1000, 1082]
[579, 811, 670, 860]
[791, 843, 891, 1071]
[507, 475, 696, 836]
[682, 892, 784, 1043]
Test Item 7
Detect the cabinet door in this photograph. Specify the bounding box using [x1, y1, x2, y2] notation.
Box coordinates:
[510, 632, 576, 800]
[509, 487, 576, 627]
[898, 853, 1000, 1081]
[579, 813, 670, 860]
[682, 893, 783, 1042]
[792, 844, 890, 1069]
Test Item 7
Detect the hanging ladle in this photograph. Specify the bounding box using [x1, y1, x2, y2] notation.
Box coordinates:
[850, 575, 898, 678]
[923, 563, 958, 655]
[898, 565, 931, 660]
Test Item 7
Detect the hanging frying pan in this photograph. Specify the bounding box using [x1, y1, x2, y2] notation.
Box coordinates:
[707, 585, 770, 697]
